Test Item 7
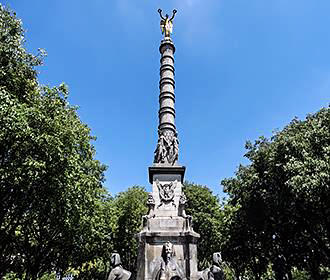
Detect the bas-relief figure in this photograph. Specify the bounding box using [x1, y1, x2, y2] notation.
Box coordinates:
[199, 253, 225, 280]
[154, 130, 179, 165]
[151, 242, 186, 280]
[107, 253, 131, 280]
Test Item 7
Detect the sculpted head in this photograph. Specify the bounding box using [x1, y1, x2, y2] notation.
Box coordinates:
[164, 242, 173, 255]
[147, 194, 155, 204]
[111, 253, 122, 267]
[212, 252, 222, 265]
[161, 241, 174, 263]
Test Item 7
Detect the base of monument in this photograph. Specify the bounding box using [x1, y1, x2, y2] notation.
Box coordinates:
[136, 230, 200, 280]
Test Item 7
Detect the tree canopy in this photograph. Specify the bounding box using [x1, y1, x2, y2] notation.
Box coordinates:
[183, 182, 225, 269]
[221, 107, 330, 279]
[0, 5, 109, 279]
[111, 187, 148, 278]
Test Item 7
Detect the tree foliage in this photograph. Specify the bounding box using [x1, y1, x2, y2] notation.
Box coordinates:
[221, 107, 330, 279]
[111, 187, 148, 277]
[183, 182, 225, 269]
[0, 5, 110, 279]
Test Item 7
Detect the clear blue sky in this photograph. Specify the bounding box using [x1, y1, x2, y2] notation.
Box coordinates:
[4, 0, 329, 196]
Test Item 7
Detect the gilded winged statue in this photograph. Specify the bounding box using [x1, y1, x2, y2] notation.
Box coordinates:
[158, 9, 177, 38]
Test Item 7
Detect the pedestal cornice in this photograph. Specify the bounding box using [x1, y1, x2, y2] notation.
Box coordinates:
[148, 165, 186, 184]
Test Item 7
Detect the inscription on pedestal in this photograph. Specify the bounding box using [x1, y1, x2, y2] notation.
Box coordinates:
[160, 219, 178, 228]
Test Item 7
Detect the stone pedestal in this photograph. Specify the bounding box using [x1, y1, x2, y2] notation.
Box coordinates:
[136, 231, 200, 280]
[136, 166, 200, 280]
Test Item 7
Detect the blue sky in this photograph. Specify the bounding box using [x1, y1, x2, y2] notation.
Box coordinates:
[4, 0, 329, 196]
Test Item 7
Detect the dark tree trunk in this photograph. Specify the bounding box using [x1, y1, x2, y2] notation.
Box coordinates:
[310, 267, 321, 280]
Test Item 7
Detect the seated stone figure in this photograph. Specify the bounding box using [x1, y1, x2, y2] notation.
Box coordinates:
[178, 193, 192, 231]
[198, 252, 225, 280]
[142, 194, 156, 231]
[209, 252, 225, 280]
[151, 241, 186, 280]
[107, 253, 131, 280]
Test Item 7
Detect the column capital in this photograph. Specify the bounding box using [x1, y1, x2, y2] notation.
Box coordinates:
[160, 38, 176, 54]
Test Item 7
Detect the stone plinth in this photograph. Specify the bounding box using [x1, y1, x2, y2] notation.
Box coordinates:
[136, 165, 200, 280]
[136, 231, 200, 280]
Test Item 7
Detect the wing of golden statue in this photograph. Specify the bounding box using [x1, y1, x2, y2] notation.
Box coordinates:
[160, 19, 165, 34]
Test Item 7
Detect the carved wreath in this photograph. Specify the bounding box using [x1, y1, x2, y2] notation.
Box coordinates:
[156, 179, 177, 208]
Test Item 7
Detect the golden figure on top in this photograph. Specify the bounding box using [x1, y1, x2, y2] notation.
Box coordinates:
[158, 9, 177, 38]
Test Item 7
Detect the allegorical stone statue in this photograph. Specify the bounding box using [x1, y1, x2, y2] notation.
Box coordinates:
[154, 130, 179, 165]
[142, 194, 156, 231]
[209, 252, 225, 280]
[199, 252, 225, 280]
[146, 193, 156, 217]
[158, 9, 177, 38]
[151, 241, 186, 280]
[107, 253, 131, 280]
[154, 131, 167, 163]
[178, 193, 192, 231]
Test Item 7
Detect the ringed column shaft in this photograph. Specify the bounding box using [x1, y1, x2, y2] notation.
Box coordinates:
[158, 39, 176, 134]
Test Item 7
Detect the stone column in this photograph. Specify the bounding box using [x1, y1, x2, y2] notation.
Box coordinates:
[137, 35, 200, 280]
[158, 38, 176, 134]
[154, 38, 179, 166]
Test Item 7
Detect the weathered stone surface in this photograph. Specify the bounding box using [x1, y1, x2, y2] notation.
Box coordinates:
[154, 38, 179, 166]
[107, 253, 131, 280]
[136, 231, 200, 280]
[154, 130, 179, 165]
[149, 165, 185, 184]
[198, 253, 225, 280]
[150, 241, 186, 280]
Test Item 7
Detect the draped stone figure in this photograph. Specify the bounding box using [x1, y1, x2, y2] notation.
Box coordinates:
[107, 253, 131, 280]
[154, 131, 179, 165]
[178, 193, 192, 231]
[151, 242, 186, 280]
[209, 253, 225, 280]
[154, 131, 167, 163]
[142, 194, 156, 231]
[198, 252, 225, 280]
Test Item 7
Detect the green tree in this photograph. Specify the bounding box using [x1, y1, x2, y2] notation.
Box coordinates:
[73, 194, 117, 280]
[112, 186, 148, 278]
[0, 5, 109, 279]
[222, 107, 330, 279]
[183, 182, 225, 269]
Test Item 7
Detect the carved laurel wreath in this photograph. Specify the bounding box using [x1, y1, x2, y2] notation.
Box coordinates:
[156, 179, 177, 207]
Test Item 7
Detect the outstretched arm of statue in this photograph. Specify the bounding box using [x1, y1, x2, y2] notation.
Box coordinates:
[158, 9, 166, 20]
[169, 9, 177, 21]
